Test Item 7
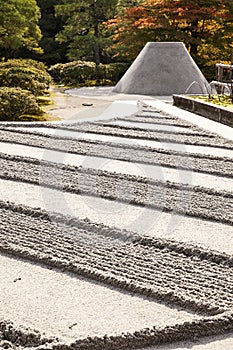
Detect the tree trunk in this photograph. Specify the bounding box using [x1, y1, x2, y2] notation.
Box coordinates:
[94, 24, 100, 65]
[190, 19, 199, 55]
[190, 43, 198, 55]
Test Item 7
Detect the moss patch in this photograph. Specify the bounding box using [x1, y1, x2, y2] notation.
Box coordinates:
[191, 95, 233, 110]
[17, 113, 60, 122]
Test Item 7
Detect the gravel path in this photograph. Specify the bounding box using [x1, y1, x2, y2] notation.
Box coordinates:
[0, 153, 233, 225]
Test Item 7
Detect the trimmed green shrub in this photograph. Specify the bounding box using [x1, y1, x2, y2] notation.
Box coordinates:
[49, 61, 97, 84]
[0, 66, 52, 96]
[49, 61, 129, 85]
[0, 59, 52, 96]
[101, 63, 129, 83]
[0, 87, 43, 121]
[47, 63, 64, 82]
[0, 59, 47, 72]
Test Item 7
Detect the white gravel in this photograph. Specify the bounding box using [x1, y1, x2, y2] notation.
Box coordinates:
[103, 120, 196, 133]
[0, 141, 233, 192]
[0, 179, 232, 255]
[0, 253, 199, 342]
[8, 126, 233, 158]
[1, 94, 232, 350]
[138, 333, 233, 350]
[144, 100, 233, 142]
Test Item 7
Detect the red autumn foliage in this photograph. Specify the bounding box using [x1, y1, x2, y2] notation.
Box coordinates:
[105, 0, 233, 64]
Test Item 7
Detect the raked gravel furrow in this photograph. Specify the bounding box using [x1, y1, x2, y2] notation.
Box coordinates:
[1, 313, 233, 350]
[0, 129, 232, 178]
[2, 123, 233, 149]
[111, 116, 193, 127]
[1, 106, 233, 350]
[0, 201, 232, 316]
[101, 111, 222, 134]
[96, 120, 197, 134]
[66, 122, 232, 148]
[91, 121, 205, 135]
[0, 153, 233, 225]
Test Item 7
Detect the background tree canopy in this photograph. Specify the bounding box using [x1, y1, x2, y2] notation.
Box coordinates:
[0, 0, 232, 80]
[106, 0, 233, 70]
[55, 0, 118, 64]
[0, 0, 42, 59]
[36, 0, 68, 65]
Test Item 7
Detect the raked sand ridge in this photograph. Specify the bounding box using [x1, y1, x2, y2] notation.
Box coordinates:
[0, 92, 232, 350]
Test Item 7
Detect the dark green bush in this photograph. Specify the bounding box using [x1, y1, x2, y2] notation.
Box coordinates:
[49, 61, 97, 84]
[0, 59, 52, 96]
[0, 87, 43, 121]
[101, 63, 129, 83]
[0, 66, 52, 95]
[49, 61, 129, 85]
[0, 59, 47, 72]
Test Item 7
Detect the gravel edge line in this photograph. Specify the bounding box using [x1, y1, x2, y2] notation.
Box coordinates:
[1, 124, 232, 150]
[2, 127, 233, 163]
[0, 301, 232, 350]
[1, 199, 232, 267]
[1, 152, 233, 226]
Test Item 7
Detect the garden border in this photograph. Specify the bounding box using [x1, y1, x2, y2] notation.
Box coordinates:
[173, 95, 233, 127]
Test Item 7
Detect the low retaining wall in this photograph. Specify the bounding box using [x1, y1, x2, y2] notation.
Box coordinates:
[173, 95, 233, 127]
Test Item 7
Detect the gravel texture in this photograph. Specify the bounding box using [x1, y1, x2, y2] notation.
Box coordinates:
[0, 129, 232, 178]
[91, 120, 206, 135]
[0, 253, 201, 347]
[111, 115, 194, 127]
[1, 107, 233, 149]
[0, 201, 232, 316]
[1, 313, 233, 350]
[0, 105, 232, 350]
[0, 178, 232, 255]
[2, 122, 233, 149]
[0, 153, 233, 225]
[0, 320, 57, 349]
[0, 202, 233, 349]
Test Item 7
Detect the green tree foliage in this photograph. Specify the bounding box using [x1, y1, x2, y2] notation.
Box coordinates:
[116, 0, 142, 14]
[55, 0, 118, 64]
[0, 0, 42, 59]
[36, 0, 68, 65]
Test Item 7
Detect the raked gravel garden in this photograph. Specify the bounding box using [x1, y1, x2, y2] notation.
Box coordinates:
[0, 90, 232, 350]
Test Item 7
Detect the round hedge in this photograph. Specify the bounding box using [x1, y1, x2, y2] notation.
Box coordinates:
[0, 59, 52, 96]
[0, 66, 52, 96]
[49, 61, 129, 85]
[0, 59, 47, 72]
[0, 87, 43, 121]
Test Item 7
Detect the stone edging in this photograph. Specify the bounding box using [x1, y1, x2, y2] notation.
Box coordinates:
[173, 95, 233, 127]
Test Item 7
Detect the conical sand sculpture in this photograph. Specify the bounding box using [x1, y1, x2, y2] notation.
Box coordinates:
[113, 42, 209, 96]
